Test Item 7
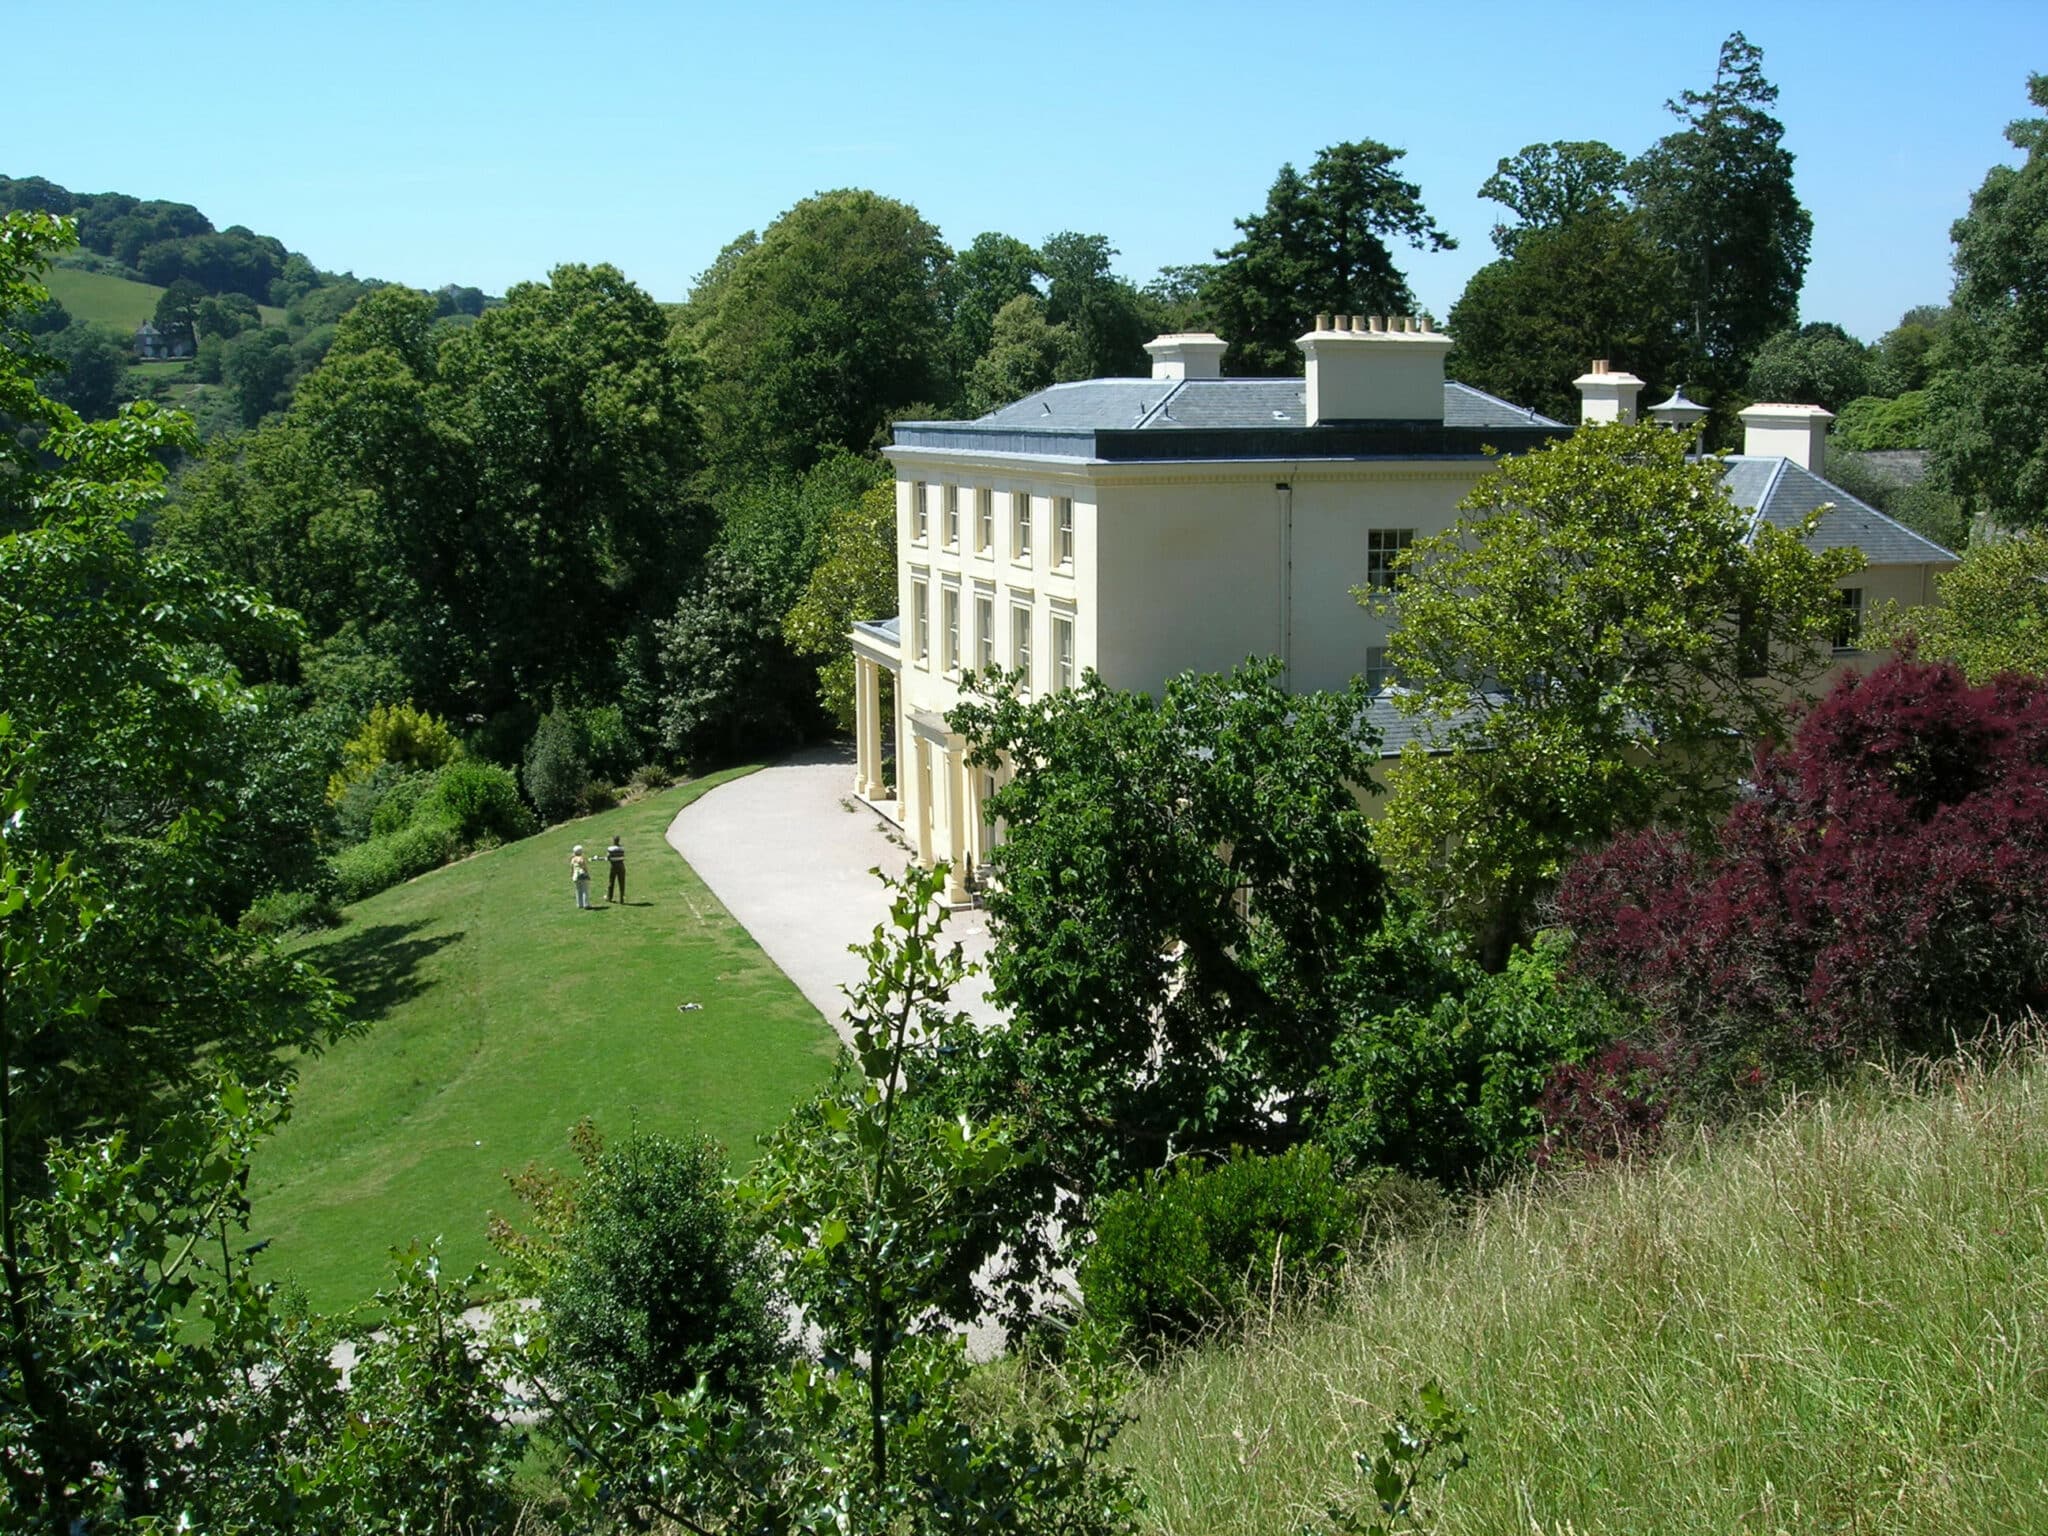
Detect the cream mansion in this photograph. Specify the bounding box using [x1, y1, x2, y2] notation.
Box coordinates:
[849, 319, 1954, 903]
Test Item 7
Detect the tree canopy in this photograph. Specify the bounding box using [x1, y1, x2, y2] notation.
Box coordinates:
[689, 189, 952, 479]
[1928, 74, 2048, 531]
[1447, 204, 1681, 424]
[1478, 140, 1630, 255]
[1369, 421, 1860, 961]
[944, 660, 1386, 1202]
[1206, 140, 1454, 375]
[1629, 32, 1812, 407]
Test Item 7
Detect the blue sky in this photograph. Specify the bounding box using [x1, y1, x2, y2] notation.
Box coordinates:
[14, 1, 2047, 342]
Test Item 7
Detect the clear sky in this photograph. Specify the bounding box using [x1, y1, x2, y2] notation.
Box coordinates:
[14, 1, 2047, 342]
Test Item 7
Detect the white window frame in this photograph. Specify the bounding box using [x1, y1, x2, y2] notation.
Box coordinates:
[943, 484, 959, 549]
[1012, 490, 1032, 562]
[941, 582, 961, 674]
[975, 488, 994, 556]
[974, 587, 995, 673]
[911, 481, 928, 544]
[911, 576, 930, 666]
[1010, 599, 1033, 693]
[1365, 645, 1393, 692]
[1833, 586, 1865, 655]
[1055, 496, 1074, 567]
[1366, 528, 1414, 591]
[1052, 611, 1075, 691]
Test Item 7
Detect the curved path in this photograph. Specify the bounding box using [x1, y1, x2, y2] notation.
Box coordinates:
[667, 744, 1001, 1047]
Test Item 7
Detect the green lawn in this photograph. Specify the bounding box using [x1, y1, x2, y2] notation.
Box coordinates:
[248, 771, 841, 1311]
[43, 262, 290, 330]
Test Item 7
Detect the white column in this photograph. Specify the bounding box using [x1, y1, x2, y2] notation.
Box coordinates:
[861, 663, 885, 801]
[944, 744, 971, 905]
[853, 658, 872, 798]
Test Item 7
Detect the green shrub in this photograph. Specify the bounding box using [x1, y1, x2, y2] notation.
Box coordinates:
[239, 887, 341, 936]
[414, 761, 535, 846]
[522, 710, 589, 825]
[1079, 1144, 1385, 1349]
[367, 769, 435, 839]
[632, 762, 672, 792]
[575, 704, 636, 783]
[1315, 930, 1623, 1185]
[327, 702, 463, 803]
[333, 760, 410, 844]
[540, 1131, 786, 1404]
[1832, 390, 1929, 451]
[330, 821, 459, 903]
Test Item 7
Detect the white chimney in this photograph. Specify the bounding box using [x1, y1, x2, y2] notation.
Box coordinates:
[1573, 359, 1645, 425]
[1739, 402, 1834, 475]
[1144, 332, 1228, 381]
[1295, 314, 1450, 425]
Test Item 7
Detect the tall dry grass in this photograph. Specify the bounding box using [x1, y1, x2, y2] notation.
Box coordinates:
[1117, 1034, 2048, 1534]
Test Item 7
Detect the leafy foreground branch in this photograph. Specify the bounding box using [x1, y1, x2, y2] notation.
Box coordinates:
[499, 861, 1143, 1534]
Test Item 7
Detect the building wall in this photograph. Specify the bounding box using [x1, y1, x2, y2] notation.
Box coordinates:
[877, 448, 1952, 895]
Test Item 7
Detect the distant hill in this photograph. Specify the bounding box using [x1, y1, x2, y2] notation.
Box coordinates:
[41, 265, 288, 334]
[6, 172, 493, 434]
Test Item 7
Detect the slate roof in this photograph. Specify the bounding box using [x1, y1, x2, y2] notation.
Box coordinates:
[1360, 692, 1459, 757]
[1720, 456, 1956, 567]
[968, 377, 1564, 433]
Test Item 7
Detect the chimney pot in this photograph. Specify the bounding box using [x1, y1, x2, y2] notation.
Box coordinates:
[1591, 358, 1608, 374]
[1315, 313, 1331, 332]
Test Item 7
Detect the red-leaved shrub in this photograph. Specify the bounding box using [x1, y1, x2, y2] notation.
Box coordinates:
[1534, 1041, 1676, 1168]
[1557, 659, 2048, 1090]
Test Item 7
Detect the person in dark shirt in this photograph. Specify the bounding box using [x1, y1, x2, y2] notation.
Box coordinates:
[605, 834, 627, 903]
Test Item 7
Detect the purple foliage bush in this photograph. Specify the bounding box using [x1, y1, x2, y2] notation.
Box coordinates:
[1557, 658, 2048, 1095]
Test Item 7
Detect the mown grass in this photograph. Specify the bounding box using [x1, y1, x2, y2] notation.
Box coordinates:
[248, 772, 841, 1313]
[43, 262, 290, 330]
[1116, 1040, 2048, 1534]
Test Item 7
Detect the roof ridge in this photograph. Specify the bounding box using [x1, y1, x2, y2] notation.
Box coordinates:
[1132, 380, 1187, 429]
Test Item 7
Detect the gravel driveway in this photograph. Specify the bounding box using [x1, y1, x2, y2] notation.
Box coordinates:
[667, 744, 1002, 1047]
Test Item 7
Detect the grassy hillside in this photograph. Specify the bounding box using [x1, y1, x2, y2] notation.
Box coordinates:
[1116, 1045, 2048, 1534]
[248, 771, 841, 1312]
[42, 262, 287, 330]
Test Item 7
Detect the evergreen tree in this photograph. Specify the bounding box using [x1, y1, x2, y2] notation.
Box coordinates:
[1206, 141, 1454, 375]
[1630, 33, 1812, 408]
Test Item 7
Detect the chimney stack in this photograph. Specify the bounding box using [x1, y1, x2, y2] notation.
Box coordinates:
[1739, 403, 1834, 475]
[1295, 313, 1450, 425]
[1144, 332, 1228, 381]
[1573, 359, 1645, 425]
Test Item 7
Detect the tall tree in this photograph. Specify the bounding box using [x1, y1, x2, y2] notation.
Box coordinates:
[1447, 204, 1683, 424]
[1478, 140, 1629, 255]
[1206, 140, 1454, 375]
[151, 277, 205, 347]
[785, 478, 898, 727]
[1038, 230, 1152, 379]
[964, 292, 1079, 413]
[945, 231, 1041, 384]
[944, 660, 1386, 1202]
[690, 190, 951, 479]
[1929, 74, 2048, 531]
[1743, 321, 1872, 411]
[1369, 421, 1860, 963]
[1630, 32, 1812, 408]
[0, 212, 344, 1178]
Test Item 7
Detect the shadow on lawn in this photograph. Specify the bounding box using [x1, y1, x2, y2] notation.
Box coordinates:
[308, 921, 467, 1023]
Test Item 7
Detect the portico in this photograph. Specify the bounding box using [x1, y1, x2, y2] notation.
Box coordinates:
[850, 618, 900, 818]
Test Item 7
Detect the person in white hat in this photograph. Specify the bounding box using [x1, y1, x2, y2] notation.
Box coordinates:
[569, 844, 592, 909]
